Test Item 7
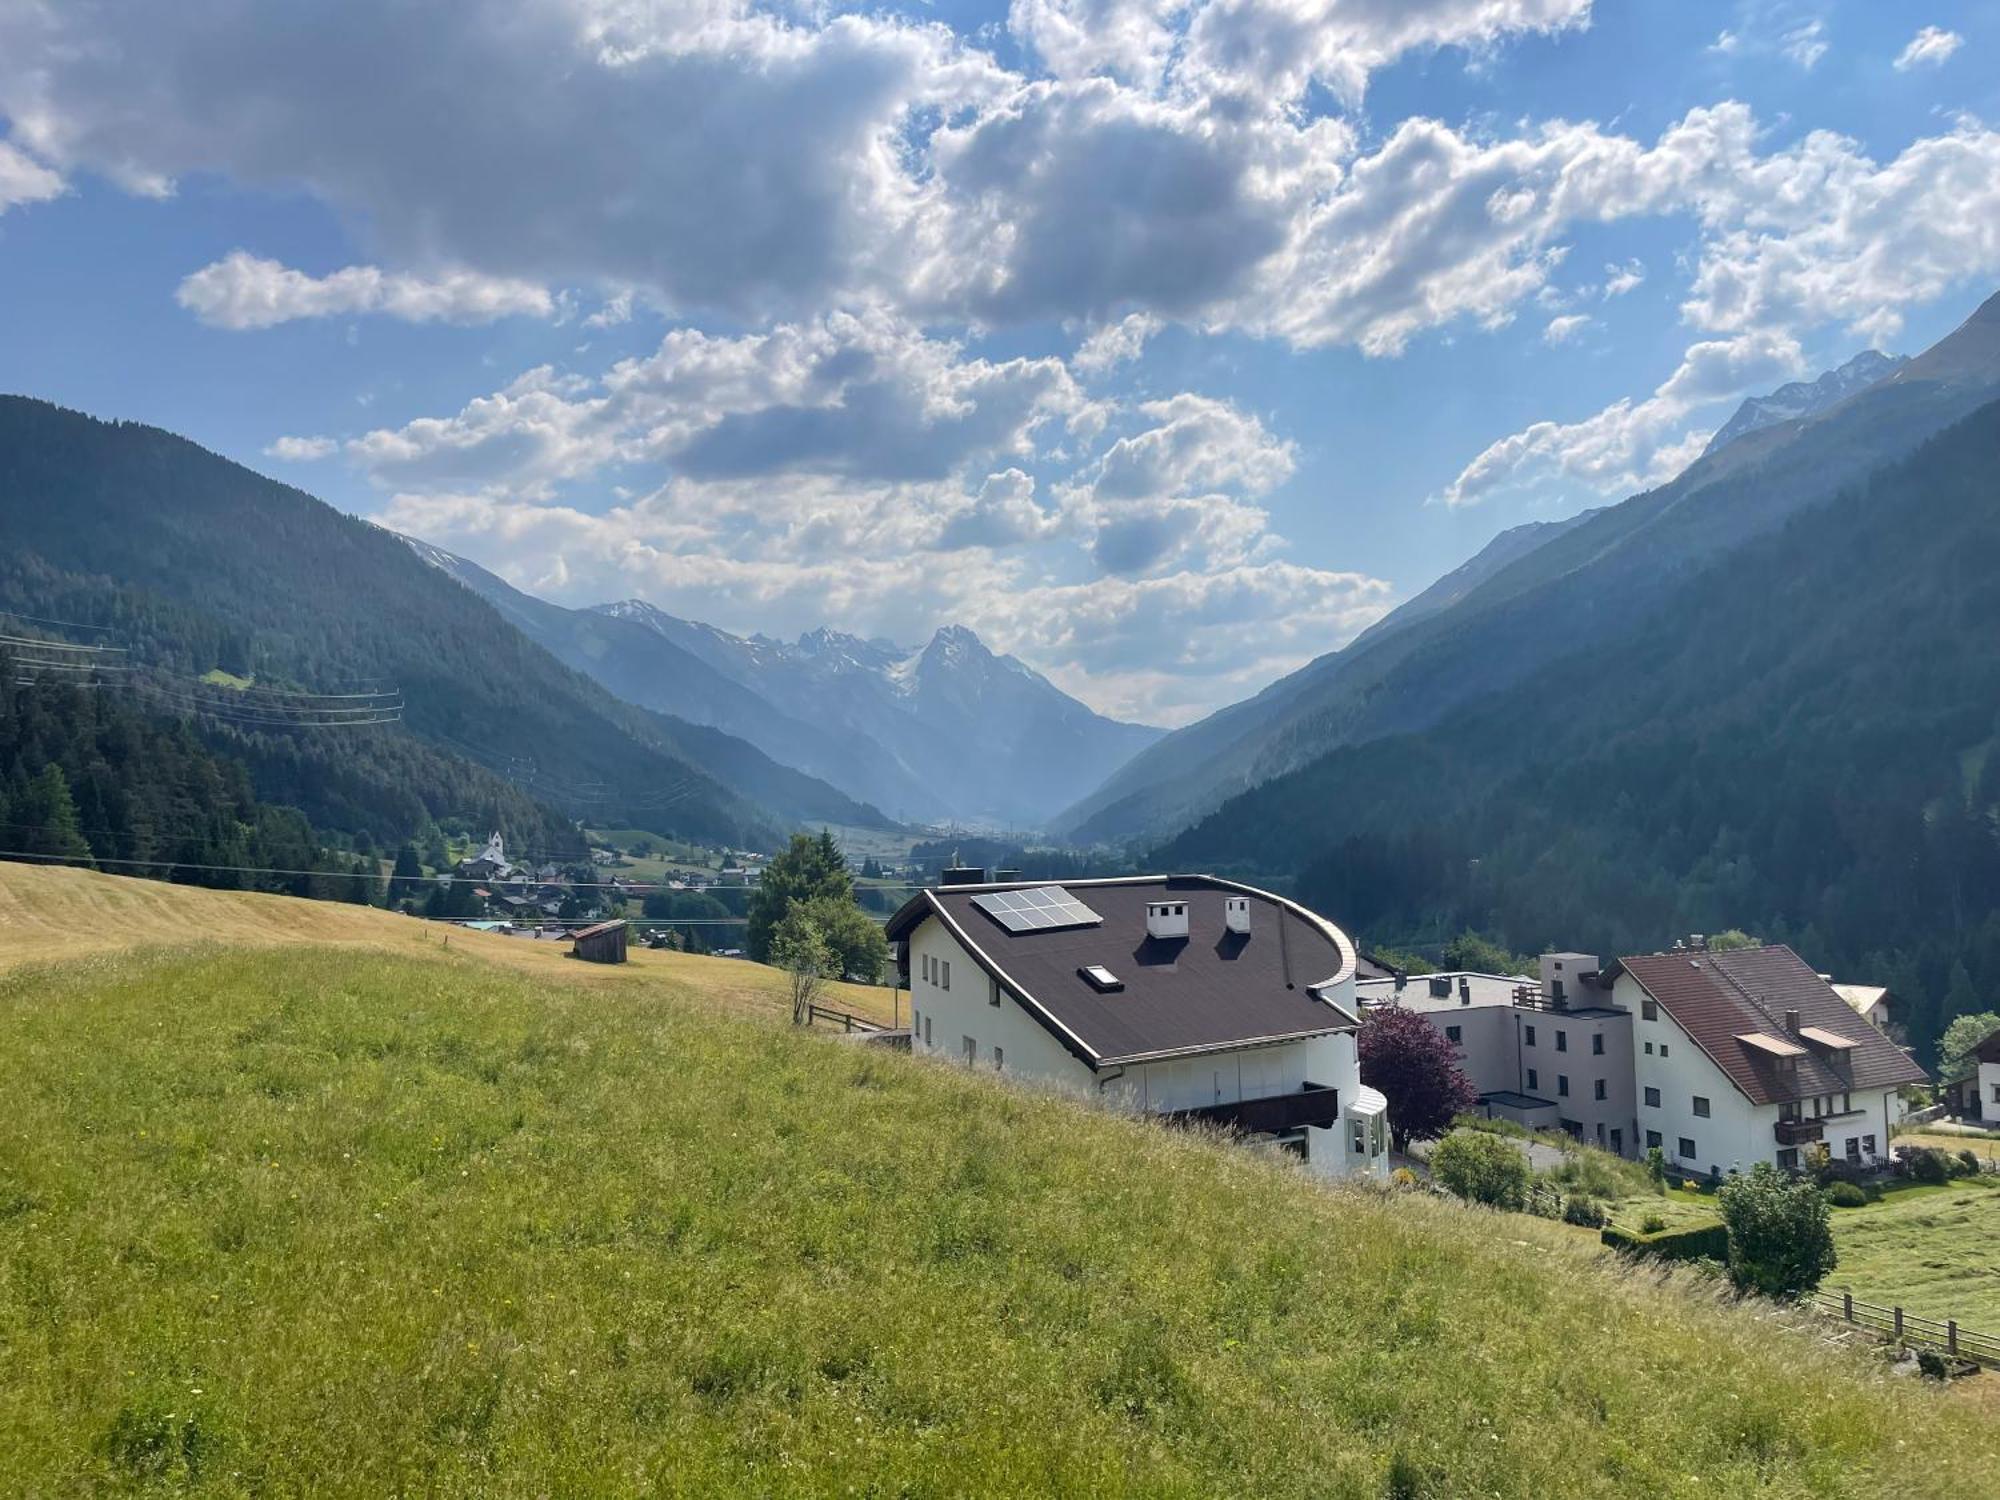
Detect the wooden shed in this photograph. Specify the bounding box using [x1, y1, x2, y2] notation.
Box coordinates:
[570, 919, 629, 965]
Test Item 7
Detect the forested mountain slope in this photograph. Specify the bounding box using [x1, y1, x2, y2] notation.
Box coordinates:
[1066, 292, 2000, 846]
[1159, 396, 2000, 1065]
[0, 397, 865, 847]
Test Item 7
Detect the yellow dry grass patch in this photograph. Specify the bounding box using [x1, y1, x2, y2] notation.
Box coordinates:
[0, 861, 896, 1025]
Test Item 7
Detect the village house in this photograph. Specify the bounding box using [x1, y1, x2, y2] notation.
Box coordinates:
[1977, 1024, 2000, 1122]
[1615, 943, 1927, 1176]
[885, 874, 1390, 1180]
[456, 830, 514, 882]
[1828, 982, 1906, 1046]
[1356, 955, 1638, 1156]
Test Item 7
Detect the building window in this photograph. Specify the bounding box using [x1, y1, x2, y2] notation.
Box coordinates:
[1777, 1147, 1799, 1171]
[1558, 1075, 1570, 1097]
[993, 1046, 1004, 1072]
[1642, 1000, 1658, 1021]
[911, 1006, 920, 1041]
[1556, 1031, 1568, 1053]
[962, 1036, 976, 1064]
[1524, 1024, 1536, 1046]
[1845, 1136, 1861, 1163]
[923, 1016, 932, 1046]
[1644, 1041, 1654, 1055]
[1643, 1086, 1660, 1107]
[1594, 1079, 1607, 1101]
[989, 977, 1001, 1008]
[1862, 1133, 1876, 1155]
[1551, 978, 1566, 1002]
[1526, 1068, 1538, 1091]
[1445, 1025, 1462, 1044]
[1659, 1044, 1669, 1058]
[1692, 1096, 1710, 1118]
[1677, 1137, 1696, 1160]
[941, 960, 951, 991]
[1592, 1033, 1605, 1056]
[1645, 1130, 1662, 1150]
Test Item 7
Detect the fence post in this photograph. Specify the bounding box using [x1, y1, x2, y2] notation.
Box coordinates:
[1949, 1320, 1959, 1356]
[1894, 1307, 1904, 1340]
[1843, 1291, 1853, 1323]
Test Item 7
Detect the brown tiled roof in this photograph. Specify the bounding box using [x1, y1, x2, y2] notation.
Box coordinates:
[886, 875, 1358, 1069]
[1620, 945, 1927, 1105]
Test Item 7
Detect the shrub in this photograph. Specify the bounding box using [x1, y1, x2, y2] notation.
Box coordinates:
[1955, 1150, 1982, 1179]
[1600, 1219, 1729, 1264]
[1895, 1145, 1951, 1185]
[1824, 1181, 1867, 1208]
[1718, 1163, 1837, 1300]
[1639, 1213, 1668, 1234]
[1644, 1146, 1666, 1186]
[1430, 1127, 1530, 1210]
[1389, 1166, 1417, 1188]
[1562, 1196, 1607, 1228]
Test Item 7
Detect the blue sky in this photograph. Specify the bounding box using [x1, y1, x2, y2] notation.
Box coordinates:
[1, 0, 1997, 725]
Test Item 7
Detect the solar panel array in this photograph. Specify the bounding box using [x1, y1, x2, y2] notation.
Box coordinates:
[971, 885, 1103, 933]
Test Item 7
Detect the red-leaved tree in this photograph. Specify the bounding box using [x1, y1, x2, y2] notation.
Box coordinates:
[1358, 1005, 1478, 1151]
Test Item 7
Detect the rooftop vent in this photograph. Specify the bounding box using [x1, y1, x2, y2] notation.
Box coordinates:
[1429, 975, 1451, 998]
[1224, 895, 1251, 935]
[993, 868, 1023, 884]
[1079, 964, 1123, 993]
[940, 866, 988, 887]
[1784, 1007, 1801, 1034]
[1145, 899, 1190, 941]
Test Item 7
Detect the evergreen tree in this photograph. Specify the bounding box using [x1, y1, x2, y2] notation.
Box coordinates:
[745, 831, 855, 962]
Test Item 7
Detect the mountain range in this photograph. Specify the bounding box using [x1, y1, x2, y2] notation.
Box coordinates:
[1063, 292, 2000, 848]
[1701, 349, 1909, 456]
[0, 397, 883, 853]
[408, 542, 1161, 827]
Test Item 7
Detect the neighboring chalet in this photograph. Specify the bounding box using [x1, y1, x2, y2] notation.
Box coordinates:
[1977, 1025, 2000, 1122]
[1616, 944, 1927, 1176]
[885, 874, 1390, 1180]
[1829, 982, 1906, 1046]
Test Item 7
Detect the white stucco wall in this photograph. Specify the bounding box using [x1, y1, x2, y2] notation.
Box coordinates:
[1979, 1059, 2000, 1122]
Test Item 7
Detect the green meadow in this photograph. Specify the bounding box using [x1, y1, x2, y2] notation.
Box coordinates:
[2, 943, 1994, 1496]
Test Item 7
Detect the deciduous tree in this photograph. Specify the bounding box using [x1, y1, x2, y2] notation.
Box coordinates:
[1358, 1005, 1478, 1151]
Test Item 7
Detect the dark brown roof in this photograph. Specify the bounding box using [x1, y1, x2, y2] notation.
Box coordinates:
[571, 920, 624, 942]
[886, 876, 1357, 1069]
[1620, 945, 1927, 1105]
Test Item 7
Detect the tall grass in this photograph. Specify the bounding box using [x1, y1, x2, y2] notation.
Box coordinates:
[1, 947, 1992, 1496]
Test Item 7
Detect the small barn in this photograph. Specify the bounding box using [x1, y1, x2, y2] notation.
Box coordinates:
[570, 919, 629, 965]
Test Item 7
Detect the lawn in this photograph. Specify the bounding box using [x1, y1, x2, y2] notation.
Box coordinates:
[1821, 1177, 2000, 1329]
[2, 941, 1995, 1496]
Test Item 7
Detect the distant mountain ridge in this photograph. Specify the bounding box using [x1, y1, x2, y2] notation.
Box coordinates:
[402, 548, 1162, 826]
[1062, 289, 2000, 846]
[1703, 350, 1909, 456]
[0, 396, 876, 852]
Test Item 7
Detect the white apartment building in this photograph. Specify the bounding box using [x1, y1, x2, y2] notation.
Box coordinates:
[886, 874, 1391, 1180]
[1977, 1025, 2000, 1123]
[1617, 945, 1927, 1176]
[1356, 953, 1637, 1157]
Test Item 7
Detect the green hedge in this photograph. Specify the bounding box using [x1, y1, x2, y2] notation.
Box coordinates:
[1601, 1218, 1729, 1264]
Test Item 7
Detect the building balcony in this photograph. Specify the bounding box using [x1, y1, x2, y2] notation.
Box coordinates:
[1774, 1117, 1824, 1146]
[1169, 1084, 1342, 1136]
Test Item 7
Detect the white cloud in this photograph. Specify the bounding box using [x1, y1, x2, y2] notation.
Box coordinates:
[1542, 313, 1590, 344]
[1600, 257, 1645, 298]
[1073, 312, 1162, 375]
[1894, 26, 1961, 71]
[0, 138, 61, 211]
[1439, 329, 1802, 506]
[264, 434, 339, 462]
[1782, 20, 1827, 71]
[177, 252, 555, 330]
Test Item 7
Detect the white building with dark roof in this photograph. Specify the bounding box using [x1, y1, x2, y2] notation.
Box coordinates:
[1616, 944, 1928, 1176]
[885, 874, 1390, 1180]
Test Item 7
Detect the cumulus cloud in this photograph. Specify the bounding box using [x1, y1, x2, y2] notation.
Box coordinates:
[176, 252, 554, 329]
[1073, 312, 1162, 375]
[1894, 26, 1961, 71]
[1439, 329, 1802, 506]
[1542, 313, 1590, 344]
[264, 434, 340, 461]
[0, 138, 62, 211]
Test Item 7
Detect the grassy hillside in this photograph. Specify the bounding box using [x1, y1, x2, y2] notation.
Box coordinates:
[0, 862, 893, 1023]
[1, 934, 1993, 1491]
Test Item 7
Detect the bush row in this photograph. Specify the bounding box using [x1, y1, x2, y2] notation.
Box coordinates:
[1600, 1219, 1729, 1265]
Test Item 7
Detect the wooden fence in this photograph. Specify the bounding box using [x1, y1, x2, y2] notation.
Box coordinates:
[1811, 1289, 2000, 1367]
[804, 1002, 886, 1034]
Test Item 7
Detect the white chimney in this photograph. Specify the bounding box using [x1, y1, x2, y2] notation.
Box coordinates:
[1224, 896, 1251, 935]
[1146, 898, 1190, 941]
